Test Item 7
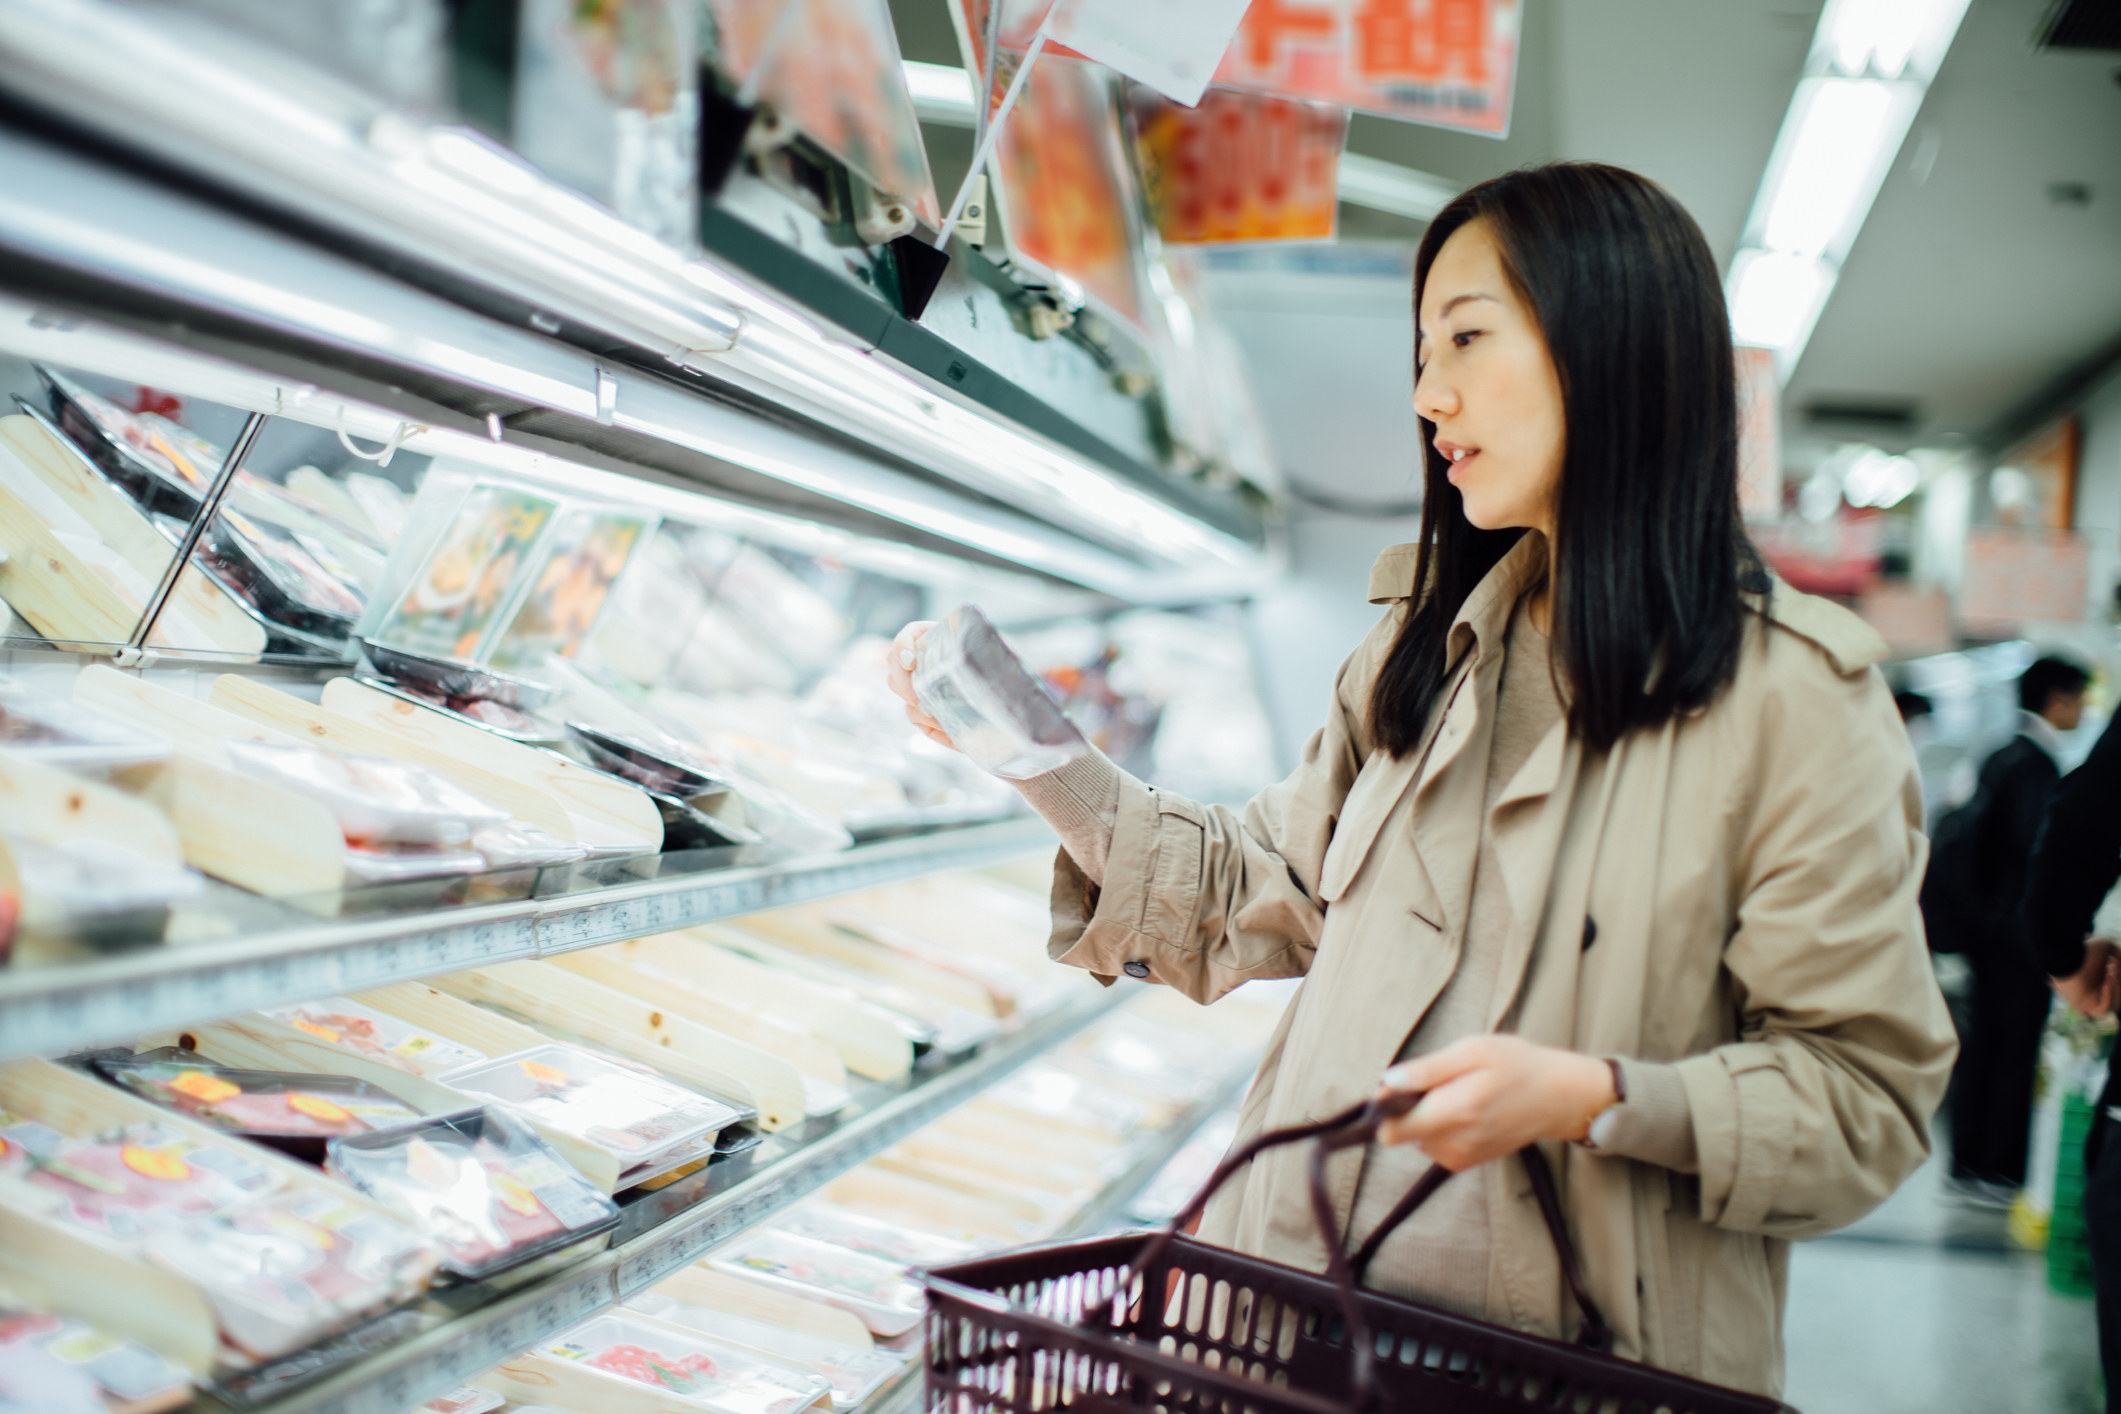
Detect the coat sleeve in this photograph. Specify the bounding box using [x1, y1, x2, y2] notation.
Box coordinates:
[1043, 617, 1390, 1005]
[1675, 646, 1958, 1240]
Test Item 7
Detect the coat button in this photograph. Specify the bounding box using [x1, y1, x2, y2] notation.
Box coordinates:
[1122, 961, 1151, 979]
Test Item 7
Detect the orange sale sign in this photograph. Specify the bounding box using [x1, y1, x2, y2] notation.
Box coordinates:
[1129, 86, 1346, 244]
[1212, 0, 1519, 136]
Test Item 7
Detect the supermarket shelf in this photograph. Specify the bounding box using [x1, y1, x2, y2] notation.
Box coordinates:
[1058, 1069, 1254, 1239]
[210, 985, 1125, 1414]
[0, 817, 1057, 1064]
[0, 0, 1270, 591]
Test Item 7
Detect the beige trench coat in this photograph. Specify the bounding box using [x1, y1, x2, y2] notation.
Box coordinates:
[1045, 533, 1956, 1397]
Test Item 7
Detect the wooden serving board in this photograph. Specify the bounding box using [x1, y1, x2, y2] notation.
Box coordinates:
[820, 1167, 1031, 1245]
[320, 677, 660, 854]
[210, 674, 578, 841]
[77, 667, 347, 899]
[429, 961, 806, 1131]
[625, 929, 911, 1082]
[0, 750, 188, 934]
[0, 414, 265, 655]
[551, 947, 847, 1088]
[646, 1266, 874, 1349]
[0, 1199, 219, 1375]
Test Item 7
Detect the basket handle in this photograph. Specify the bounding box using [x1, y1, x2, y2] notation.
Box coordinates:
[1109, 1094, 1611, 1407]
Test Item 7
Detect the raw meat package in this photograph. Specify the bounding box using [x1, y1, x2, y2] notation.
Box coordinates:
[627, 1295, 905, 1410]
[94, 1052, 421, 1163]
[708, 1230, 925, 1336]
[0, 681, 168, 775]
[327, 1107, 618, 1280]
[522, 1312, 831, 1414]
[0, 1302, 192, 1414]
[415, 1388, 503, 1414]
[0, 1115, 437, 1362]
[911, 605, 1088, 779]
[262, 997, 487, 1079]
[774, 1203, 973, 1268]
[359, 640, 556, 710]
[438, 1045, 743, 1182]
[223, 740, 509, 847]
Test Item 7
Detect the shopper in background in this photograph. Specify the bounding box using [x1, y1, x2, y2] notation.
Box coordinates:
[888, 162, 1955, 1400]
[1942, 655, 2089, 1206]
[2025, 710, 2121, 1411]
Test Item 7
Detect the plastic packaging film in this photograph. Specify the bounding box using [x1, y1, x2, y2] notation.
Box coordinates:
[910, 606, 1088, 780]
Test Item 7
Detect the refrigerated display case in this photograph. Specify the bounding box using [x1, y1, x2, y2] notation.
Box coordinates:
[0, 4, 1288, 1410]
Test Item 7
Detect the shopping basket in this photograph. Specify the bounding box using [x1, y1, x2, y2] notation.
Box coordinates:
[921, 1094, 1794, 1414]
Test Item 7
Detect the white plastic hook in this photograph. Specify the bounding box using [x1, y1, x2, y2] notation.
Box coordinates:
[335, 408, 421, 467]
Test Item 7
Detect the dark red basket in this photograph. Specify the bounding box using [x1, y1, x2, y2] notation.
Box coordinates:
[921, 1098, 1794, 1414]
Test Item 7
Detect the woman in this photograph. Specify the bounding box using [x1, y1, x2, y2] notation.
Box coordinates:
[888, 162, 1954, 1397]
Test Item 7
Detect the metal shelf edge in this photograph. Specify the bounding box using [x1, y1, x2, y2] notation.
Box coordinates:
[0, 818, 1056, 1062]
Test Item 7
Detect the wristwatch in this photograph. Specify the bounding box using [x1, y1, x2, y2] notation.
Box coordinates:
[1578, 1058, 1628, 1151]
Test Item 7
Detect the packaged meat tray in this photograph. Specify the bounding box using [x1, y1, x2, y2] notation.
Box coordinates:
[327, 1107, 618, 1279]
[0, 682, 169, 775]
[414, 1388, 503, 1414]
[201, 509, 366, 637]
[570, 722, 730, 797]
[773, 1203, 974, 1269]
[260, 997, 486, 1079]
[438, 1045, 743, 1177]
[140, 1185, 436, 1362]
[93, 1051, 423, 1163]
[627, 1295, 906, 1410]
[911, 605, 1088, 780]
[5, 1117, 277, 1239]
[526, 1313, 833, 1414]
[355, 675, 572, 748]
[0, 1302, 192, 1414]
[36, 367, 213, 516]
[708, 1230, 926, 1336]
[223, 740, 510, 847]
[358, 640, 556, 710]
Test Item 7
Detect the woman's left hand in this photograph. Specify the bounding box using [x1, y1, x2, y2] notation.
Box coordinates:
[1376, 1035, 1615, 1171]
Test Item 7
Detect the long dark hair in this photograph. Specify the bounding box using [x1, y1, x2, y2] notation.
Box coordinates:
[1369, 162, 1767, 756]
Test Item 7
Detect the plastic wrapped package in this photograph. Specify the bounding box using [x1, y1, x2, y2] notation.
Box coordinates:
[518, 1312, 832, 1414]
[327, 1107, 618, 1279]
[625, 1296, 905, 1411]
[223, 741, 510, 847]
[469, 822, 589, 870]
[39, 366, 216, 515]
[359, 641, 556, 710]
[201, 509, 367, 637]
[708, 1230, 925, 1337]
[139, 1185, 435, 1362]
[439, 1046, 742, 1181]
[0, 1304, 191, 1414]
[773, 1203, 973, 1268]
[414, 1388, 502, 1414]
[262, 997, 487, 1078]
[1, 836, 203, 940]
[342, 845, 490, 885]
[911, 606, 1088, 780]
[0, 682, 169, 775]
[0, 1117, 437, 1362]
[93, 1051, 423, 1162]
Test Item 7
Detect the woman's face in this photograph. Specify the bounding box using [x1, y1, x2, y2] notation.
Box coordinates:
[1414, 220, 1566, 537]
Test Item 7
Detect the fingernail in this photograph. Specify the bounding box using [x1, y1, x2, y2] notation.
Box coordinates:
[1381, 1063, 1415, 1088]
[898, 648, 918, 670]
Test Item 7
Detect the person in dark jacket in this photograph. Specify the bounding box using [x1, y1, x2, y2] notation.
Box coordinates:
[1948, 655, 2089, 1203]
[2026, 700, 2121, 1411]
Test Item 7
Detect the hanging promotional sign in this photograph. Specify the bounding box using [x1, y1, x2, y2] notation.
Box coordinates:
[951, 0, 1149, 324]
[1044, 0, 1256, 106]
[1210, 0, 1520, 136]
[703, 0, 941, 225]
[1129, 86, 1346, 244]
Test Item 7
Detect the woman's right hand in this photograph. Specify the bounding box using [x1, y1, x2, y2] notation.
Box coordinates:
[887, 621, 957, 750]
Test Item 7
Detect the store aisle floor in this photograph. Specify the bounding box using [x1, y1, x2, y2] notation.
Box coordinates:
[1784, 1142, 2103, 1413]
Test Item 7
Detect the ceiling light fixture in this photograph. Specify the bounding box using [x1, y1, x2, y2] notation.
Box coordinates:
[1726, 0, 1970, 380]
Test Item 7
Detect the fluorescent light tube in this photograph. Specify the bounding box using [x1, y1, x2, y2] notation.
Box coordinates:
[1729, 250, 1829, 351]
[1760, 79, 1898, 258]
